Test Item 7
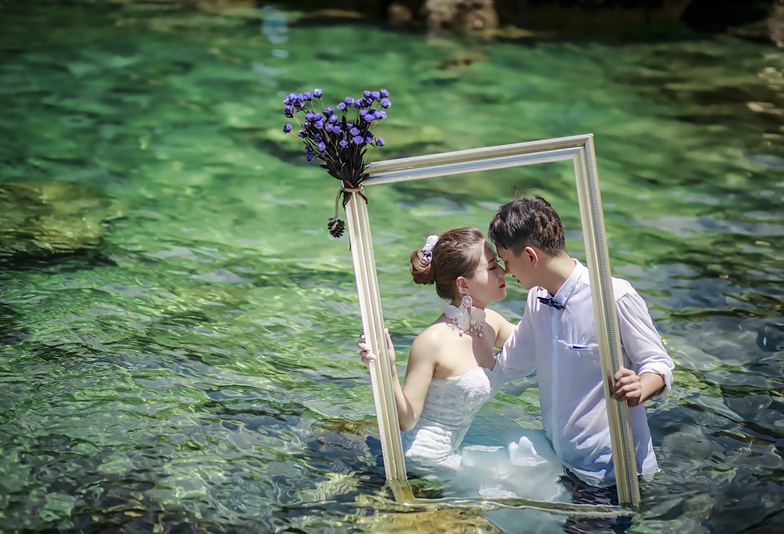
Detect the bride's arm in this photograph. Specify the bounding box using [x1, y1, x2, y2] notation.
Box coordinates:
[360, 328, 436, 432]
[397, 331, 438, 431]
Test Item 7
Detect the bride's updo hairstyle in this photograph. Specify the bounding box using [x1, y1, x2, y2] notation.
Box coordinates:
[410, 227, 486, 301]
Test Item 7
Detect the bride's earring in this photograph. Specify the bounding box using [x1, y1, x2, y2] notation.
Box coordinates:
[443, 293, 486, 337]
[462, 294, 485, 337]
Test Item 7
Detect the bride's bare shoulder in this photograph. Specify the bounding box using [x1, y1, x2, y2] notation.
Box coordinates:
[412, 321, 452, 351]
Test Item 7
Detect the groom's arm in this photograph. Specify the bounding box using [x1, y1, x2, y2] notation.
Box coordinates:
[498, 295, 538, 377]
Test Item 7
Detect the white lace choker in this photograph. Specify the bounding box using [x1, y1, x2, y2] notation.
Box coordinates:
[443, 295, 485, 337]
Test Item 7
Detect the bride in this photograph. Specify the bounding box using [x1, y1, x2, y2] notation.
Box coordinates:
[359, 227, 566, 504]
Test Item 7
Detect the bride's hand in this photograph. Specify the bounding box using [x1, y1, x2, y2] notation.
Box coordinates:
[358, 328, 395, 367]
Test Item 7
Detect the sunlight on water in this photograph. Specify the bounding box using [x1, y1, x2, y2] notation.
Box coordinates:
[0, 1, 782, 532]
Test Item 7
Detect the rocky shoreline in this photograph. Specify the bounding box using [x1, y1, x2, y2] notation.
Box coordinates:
[292, 0, 782, 45]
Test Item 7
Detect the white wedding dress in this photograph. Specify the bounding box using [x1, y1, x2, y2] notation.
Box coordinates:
[401, 358, 567, 503]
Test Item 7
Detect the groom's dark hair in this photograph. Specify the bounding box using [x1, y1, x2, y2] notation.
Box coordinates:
[488, 195, 566, 257]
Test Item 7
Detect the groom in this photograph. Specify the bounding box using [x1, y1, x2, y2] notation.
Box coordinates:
[488, 195, 674, 487]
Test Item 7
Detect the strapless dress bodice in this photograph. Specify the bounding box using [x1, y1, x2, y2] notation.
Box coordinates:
[398, 357, 568, 529]
[402, 363, 503, 470]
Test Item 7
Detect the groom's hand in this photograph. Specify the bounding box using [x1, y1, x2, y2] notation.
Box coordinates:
[613, 368, 666, 406]
[612, 368, 643, 406]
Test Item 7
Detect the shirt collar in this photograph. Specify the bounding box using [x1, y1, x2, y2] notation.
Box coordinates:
[552, 258, 584, 306]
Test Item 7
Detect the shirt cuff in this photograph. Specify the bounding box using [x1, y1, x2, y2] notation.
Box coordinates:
[638, 362, 673, 397]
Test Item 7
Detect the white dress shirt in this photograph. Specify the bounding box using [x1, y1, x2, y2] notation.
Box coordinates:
[499, 259, 674, 486]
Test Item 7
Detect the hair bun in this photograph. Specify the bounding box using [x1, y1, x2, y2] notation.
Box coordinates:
[410, 249, 435, 285]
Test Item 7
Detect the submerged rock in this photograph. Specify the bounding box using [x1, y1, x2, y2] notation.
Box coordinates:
[757, 324, 784, 352]
[0, 181, 122, 266]
[421, 0, 499, 32]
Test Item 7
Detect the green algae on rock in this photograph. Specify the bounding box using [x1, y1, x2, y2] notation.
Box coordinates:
[0, 181, 123, 265]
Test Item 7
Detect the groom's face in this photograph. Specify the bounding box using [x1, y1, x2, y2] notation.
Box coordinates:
[496, 246, 534, 290]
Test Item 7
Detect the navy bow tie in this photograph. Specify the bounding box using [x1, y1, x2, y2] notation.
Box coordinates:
[538, 296, 564, 310]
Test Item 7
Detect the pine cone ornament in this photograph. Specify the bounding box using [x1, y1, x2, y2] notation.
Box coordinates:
[327, 217, 345, 238]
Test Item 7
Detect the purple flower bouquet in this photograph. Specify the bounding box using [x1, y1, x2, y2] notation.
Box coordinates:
[283, 88, 391, 237]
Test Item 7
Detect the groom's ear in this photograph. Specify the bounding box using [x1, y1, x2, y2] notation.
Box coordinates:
[523, 246, 539, 265]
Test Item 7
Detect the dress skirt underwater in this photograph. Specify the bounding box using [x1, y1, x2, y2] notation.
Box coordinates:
[400, 355, 567, 503]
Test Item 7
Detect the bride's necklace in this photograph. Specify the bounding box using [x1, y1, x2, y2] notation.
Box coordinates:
[443, 295, 486, 337]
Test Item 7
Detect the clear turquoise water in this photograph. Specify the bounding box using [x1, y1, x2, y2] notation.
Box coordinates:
[0, 2, 782, 532]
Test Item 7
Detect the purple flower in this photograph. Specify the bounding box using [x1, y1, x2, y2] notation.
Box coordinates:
[282, 87, 391, 193]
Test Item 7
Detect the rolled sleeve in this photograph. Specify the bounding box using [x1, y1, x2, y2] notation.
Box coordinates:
[637, 360, 674, 396]
[617, 291, 675, 397]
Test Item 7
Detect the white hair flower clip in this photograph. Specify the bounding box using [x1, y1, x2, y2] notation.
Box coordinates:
[421, 234, 439, 263]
